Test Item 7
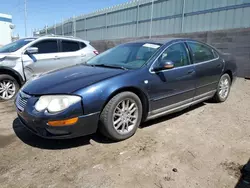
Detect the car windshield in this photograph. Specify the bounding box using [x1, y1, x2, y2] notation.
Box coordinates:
[86, 42, 162, 69]
[0, 38, 36, 53]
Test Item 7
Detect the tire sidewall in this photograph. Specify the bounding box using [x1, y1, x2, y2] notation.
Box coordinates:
[104, 92, 142, 141]
[216, 74, 231, 102]
[0, 74, 20, 101]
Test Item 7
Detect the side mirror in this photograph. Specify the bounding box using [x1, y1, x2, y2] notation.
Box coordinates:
[153, 60, 174, 72]
[25, 47, 38, 54]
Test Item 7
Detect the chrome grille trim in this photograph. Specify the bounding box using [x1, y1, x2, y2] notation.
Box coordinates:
[16, 91, 31, 111]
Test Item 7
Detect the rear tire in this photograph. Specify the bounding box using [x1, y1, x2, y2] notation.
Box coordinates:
[0, 74, 20, 101]
[212, 73, 231, 103]
[99, 92, 142, 141]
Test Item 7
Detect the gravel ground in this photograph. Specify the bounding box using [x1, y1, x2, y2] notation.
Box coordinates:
[0, 78, 250, 188]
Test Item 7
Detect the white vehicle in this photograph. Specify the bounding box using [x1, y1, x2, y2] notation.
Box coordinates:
[0, 36, 98, 101]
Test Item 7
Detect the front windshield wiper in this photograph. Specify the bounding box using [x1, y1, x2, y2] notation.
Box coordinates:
[91, 64, 128, 70]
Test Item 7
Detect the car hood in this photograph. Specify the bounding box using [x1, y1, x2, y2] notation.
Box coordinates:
[22, 65, 126, 95]
[0, 52, 20, 59]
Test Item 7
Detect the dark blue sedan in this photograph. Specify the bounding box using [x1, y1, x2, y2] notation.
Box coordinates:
[15, 38, 237, 141]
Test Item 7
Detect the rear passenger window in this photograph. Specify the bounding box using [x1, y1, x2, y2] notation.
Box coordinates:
[62, 40, 80, 52]
[32, 40, 58, 54]
[80, 42, 87, 49]
[187, 42, 215, 63]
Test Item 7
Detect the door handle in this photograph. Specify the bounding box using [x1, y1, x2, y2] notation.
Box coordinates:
[187, 70, 195, 75]
[54, 56, 60, 60]
[217, 64, 222, 68]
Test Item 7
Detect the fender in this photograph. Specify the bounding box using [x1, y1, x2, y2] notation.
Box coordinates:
[0, 66, 25, 85]
[75, 69, 151, 115]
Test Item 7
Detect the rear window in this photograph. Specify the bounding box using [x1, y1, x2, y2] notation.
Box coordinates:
[80, 42, 87, 49]
[61, 40, 80, 52]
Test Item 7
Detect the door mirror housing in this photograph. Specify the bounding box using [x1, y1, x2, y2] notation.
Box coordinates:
[153, 60, 174, 72]
[25, 47, 38, 54]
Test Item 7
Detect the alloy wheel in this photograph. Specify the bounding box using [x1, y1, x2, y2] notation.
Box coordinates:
[218, 76, 230, 99]
[113, 99, 139, 135]
[0, 80, 16, 100]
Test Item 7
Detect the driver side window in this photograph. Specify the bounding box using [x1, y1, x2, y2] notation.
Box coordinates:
[157, 43, 190, 68]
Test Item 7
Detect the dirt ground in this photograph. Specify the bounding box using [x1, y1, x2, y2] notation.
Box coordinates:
[0, 78, 250, 188]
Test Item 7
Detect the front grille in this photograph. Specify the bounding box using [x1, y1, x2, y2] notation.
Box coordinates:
[16, 91, 30, 111]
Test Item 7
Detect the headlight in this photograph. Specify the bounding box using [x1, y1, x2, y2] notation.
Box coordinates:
[35, 95, 81, 113]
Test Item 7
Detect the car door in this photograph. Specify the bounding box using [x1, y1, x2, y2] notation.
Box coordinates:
[56, 39, 82, 66]
[186, 41, 223, 98]
[148, 42, 196, 114]
[21, 39, 60, 80]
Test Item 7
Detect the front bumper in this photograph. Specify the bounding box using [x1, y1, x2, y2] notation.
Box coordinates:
[15, 92, 100, 139]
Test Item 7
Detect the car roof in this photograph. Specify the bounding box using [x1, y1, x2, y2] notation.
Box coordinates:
[125, 38, 187, 45]
[22, 36, 90, 43]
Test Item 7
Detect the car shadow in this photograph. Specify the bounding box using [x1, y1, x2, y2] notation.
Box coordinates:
[235, 159, 250, 188]
[12, 118, 112, 150]
[141, 102, 205, 128]
[13, 102, 205, 150]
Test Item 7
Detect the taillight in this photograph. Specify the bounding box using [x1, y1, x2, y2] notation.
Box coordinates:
[93, 50, 99, 55]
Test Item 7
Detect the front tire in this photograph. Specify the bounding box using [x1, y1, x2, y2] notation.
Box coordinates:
[212, 73, 231, 103]
[0, 74, 20, 101]
[99, 92, 142, 141]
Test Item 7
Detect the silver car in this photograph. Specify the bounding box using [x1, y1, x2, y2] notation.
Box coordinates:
[0, 36, 98, 101]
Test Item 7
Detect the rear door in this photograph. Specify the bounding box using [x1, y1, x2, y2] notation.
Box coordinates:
[186, 41, 223, 98]
[22, 39, 60, 79]
[57, 39, 82, 66]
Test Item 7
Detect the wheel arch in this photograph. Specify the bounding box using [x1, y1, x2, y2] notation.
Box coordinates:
[102, 87, 150, 123]
[223, 70, 233, 83]
[0, 67, 24, 87]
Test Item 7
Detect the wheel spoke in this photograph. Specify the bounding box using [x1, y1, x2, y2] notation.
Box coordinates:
[219, 90, 223, 96]
[122, 100, 126, 110]
[7, 90, 14, 95]
[126, 100, 130, 109]
[3, 91, 8, 98]
[128, 103, 135, 110]
[128, 119, 135, 124]
[5, 82, 10, 87]
[114, 118, 121, 125]
[125, 122, 129, 130]
[115, 121, 123, 129]
[129, 107, 137, 114]
[114, 112, 122, 117]
[121, 122, 126, 132]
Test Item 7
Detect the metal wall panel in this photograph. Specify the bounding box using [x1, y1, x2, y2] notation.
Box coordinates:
[36, 0, 250, 40]
[86, 15, 105, 29]
[76, 19, 85, 31]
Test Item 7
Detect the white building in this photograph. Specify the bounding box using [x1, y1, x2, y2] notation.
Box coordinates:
[0, 13, 13, 46]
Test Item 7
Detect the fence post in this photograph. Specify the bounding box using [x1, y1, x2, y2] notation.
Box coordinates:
[84, 17, 87, 39]
[136, 0, 140, 37]
[73, 16, 76, 37]
[181, 0, 186, 33]
[62, 18, 64, 36]
[149, 0, 154, 38]
[105, 12, 108, 40]
[54, 21, 56, 35]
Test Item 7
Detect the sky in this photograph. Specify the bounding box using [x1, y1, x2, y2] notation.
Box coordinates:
[1, 0, 129, 37]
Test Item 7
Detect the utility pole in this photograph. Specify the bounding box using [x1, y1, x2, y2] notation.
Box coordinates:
[24, 0, 27, 37]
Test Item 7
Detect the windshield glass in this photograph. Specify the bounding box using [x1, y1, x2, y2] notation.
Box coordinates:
[0, 38, 35, 53]
[87, 42, 162, 69]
